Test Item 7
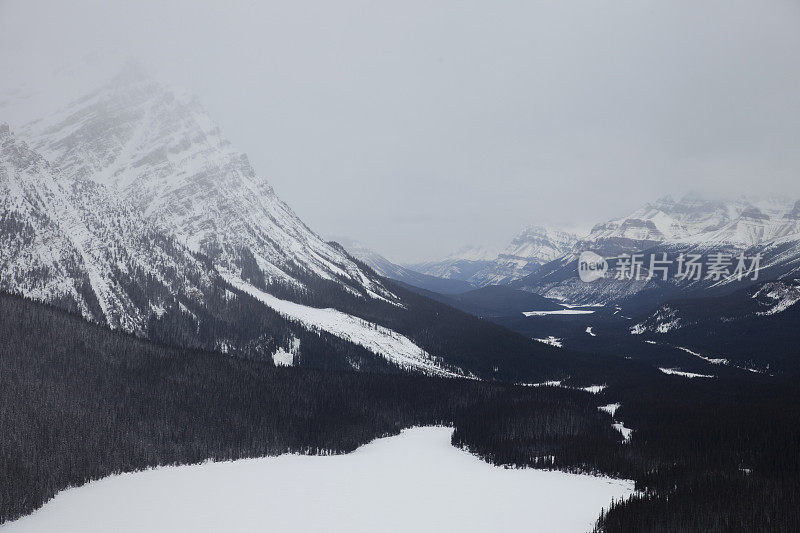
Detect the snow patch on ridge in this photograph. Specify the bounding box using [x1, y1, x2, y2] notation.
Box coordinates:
[520, 381, 607, 395]
[753, 281, 800, 316]
[524, 309, 595, 317]
[630, 306, 681, 335]
[272, 337, 300, 367]
[612, 422, 633, 442]
[534, 336, 563, 348]
[658, 367, 715, 378]
[676, 346, 728, 365]
[598, 403, 620, 417]
[224, 274, 460, 377]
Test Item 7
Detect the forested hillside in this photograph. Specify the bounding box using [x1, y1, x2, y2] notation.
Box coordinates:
[0, 292, 626, 524]
[2, 292, 799, 531]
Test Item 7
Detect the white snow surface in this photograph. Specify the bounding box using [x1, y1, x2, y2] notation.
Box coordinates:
[658, 367, 715, 378]
[676, 346, 729, 365]
[522, 382, 607, 395]
[271, 336, 300, 367]
[2, 427, 633, 533]
[630, 306, 681, 335]
[612, 423, 633, 443]
[225, 274, 459, 377]
[534, 336, 564, 348]
[582, 385, 607, 394]
[19, 65, 399, 305]
[0, 124, 214, 333]
[598, 404, 632, 443]
[521, 380, 564, 388]
[598, 403, 621, 417]
[523, 309, 596, 317]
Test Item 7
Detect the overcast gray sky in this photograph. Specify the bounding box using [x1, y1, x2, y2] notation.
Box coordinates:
[2, 0, 799, 262]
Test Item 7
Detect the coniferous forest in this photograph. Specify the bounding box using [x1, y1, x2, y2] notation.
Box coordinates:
[2, 291, 800, 531]
[4, 3, 799, 531]
[0, 292, 623, 524]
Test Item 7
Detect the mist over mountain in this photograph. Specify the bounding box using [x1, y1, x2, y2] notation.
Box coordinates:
[329, 236, 475, 294]
[508, 194, 800, 311]
[408, 226, 579, 287]
[0, 65, 599, 384]
[3, 3, 800, 530]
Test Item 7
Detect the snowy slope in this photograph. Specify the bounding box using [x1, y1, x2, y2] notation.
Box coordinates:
[0, 124, 213, 332]
[411, 226, 579, 288]
[512, 195, 800, 308]
[224, 274, 461, 377]
[472, 225, 578, 286]
[21, 64, 398, 305]
[3, 427, 634, 533]
[4, 66, 588, 380]
[408, 245, 499, 284]
[581, 194, 798, 253]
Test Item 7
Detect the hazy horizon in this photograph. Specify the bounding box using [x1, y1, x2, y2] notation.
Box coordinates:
[2, 0, 799, 262]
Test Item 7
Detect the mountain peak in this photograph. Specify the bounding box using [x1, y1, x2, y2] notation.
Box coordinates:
[20, 68, 399, 304]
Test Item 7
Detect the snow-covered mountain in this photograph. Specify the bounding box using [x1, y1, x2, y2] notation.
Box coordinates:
[471, 226, 578, 286]
[0, 123, 213, 333]
[410, 226, 578, 287]
[408, 245, 498, 284]
[0, 120, 462, 376]
[1, 65, 585, 383]
[511, 195, 800, 310]
[511, 195, 800, 308]
[20, 64, 397, 305]
[577, 194, 799, 255]
[330, 236, 474, 294]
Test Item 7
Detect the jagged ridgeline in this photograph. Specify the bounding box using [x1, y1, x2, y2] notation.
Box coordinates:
[510, 195, 800, 312]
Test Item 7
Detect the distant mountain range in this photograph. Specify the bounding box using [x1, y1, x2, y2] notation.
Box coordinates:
[338, 193, 800, 320]
[406, 226, 579, 287]
[575, 194, 800, 255]
[472, 226, 578, 286]
[329, 193, 800, 378]
[334, 225, 581, 293]
[327, 236, 475, 294]
[511, 194, 800, 311]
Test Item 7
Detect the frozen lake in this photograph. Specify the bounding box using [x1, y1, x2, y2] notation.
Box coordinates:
[2, 427, 633, 533]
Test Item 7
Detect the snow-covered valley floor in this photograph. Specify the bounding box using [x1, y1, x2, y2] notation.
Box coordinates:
[2, 427, 633, 533]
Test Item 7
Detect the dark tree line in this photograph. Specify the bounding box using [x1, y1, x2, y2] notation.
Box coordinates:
[590, 376, 800, 532]
[448, 372, 800, 532]
[3, 284, 800, 531]
[0, 292, 624, 524]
